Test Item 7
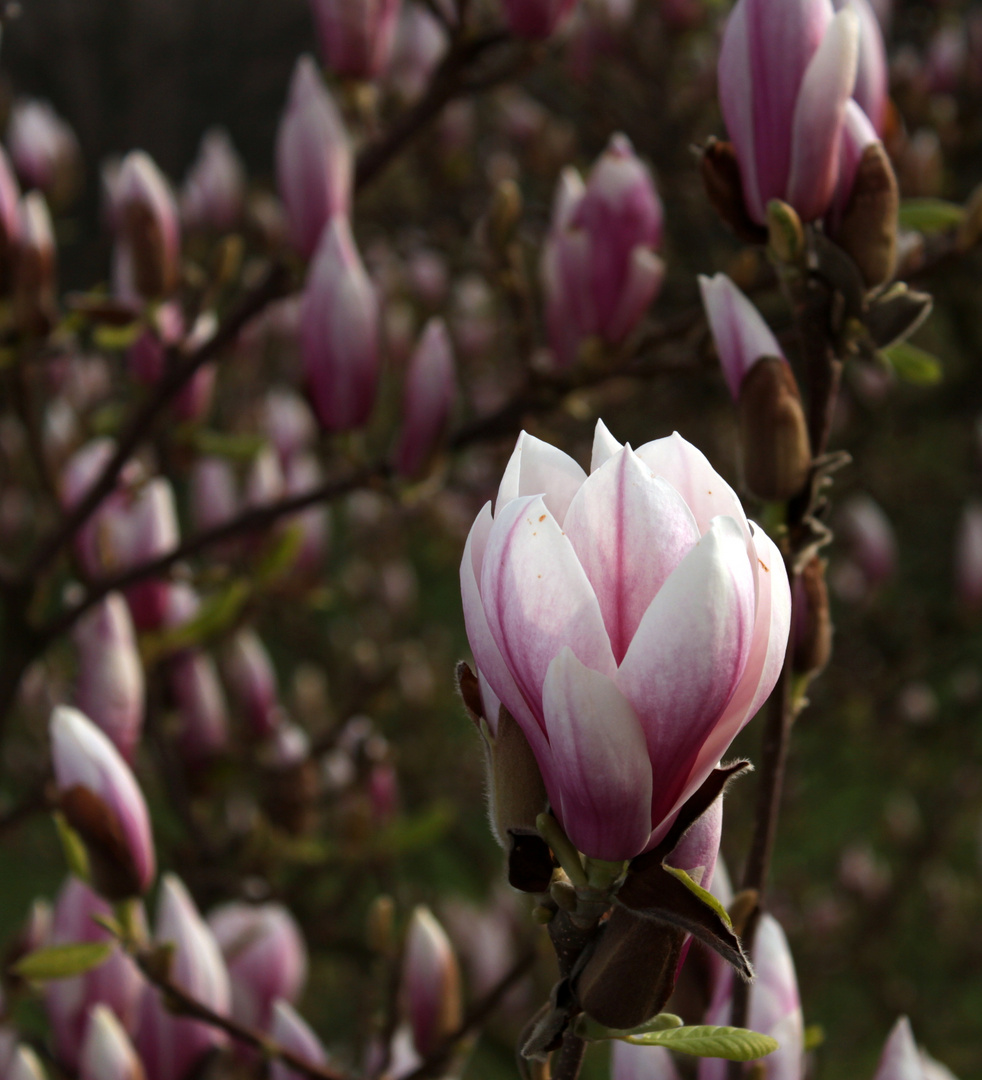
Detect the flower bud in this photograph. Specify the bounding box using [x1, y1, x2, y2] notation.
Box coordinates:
[699, 138, 768, 245]
[301, 216, 380, 431]
[500, 0, 578, 39]
[127, 303, 213, 423]
[138, 875, 231, 1080]
[60, 439, 128, 580]
[542, 134, 664, 367]
[14, 191, 57, 335]
[834, 0, 888, 135]
[167, 623, 230, 770]
[0, 146, 23, 286]
[284, 454, 331, 574]
[718, 0, 860, 225]
[792, 556, 832, 678]
[245, 444, 286, 509]
[180, 128, 246, 233]
[309, 0, 402, 80]
[207, 903, 308, 1031]
[112, 151, 180, 303]
[264, 389, 317, 465]
[394, 317, 457, 478]
[830, 103, 898, 288]
[699, 273, 811, 501]
[79, 1006, 146, 1080]
[73, 593, 145, 764]
[8, 1046, 47, 1080]
[836, 493, 897, 592]
[400, 906, 462, 1058]
[189, 456, 238, 535]
[276, 57, 352, 259]
[50, 706, 156, 899]
[699, 914, 803, 1080]
[221, 630, 281, 739]
[955, 502, 982, 613]
[44, 878, 145, 1070]
[269, 1000, 328, 1080]
[385, 4, 448, 102]
[7, 98, 81, 207]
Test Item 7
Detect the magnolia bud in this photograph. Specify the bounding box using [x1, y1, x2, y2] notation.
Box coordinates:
[138, 875, 230, 1080]
[500, 0, 577, 39]
[275, 57, 352, 259]
[955, 502, 982, 613]
[264, 389, 317, 465]
[284, 454, 331, 574]
[833, 129, 899, 288]
[308, 0, 401, 80]
[792, 556, 833, 679]
[394, 317, 457, 478]
[208, 903, 308, 1031]
[385, 5, 447, 102]
[270, 1000, 329, 1080]
[400, 907, 462, 1058]
[45, 878, 145, 1070]
[14, 191, 57, 335]
[221, 630, 281, 739]
[113, 151, 180, 302]
[738, 357, 812, 502]
[180, 128, 245, 233]
[49, 706, 156, 899]
[301, 216, 380, 431]
[7, 98, 81, 206]
[8, 1046, 47, 1080]
[699, 138, 767, 244]
[0, 146, 22, 287]
[79, 1006, 146, 1080]
[73, 593, 145, 764]
[189, 456, 238, 536]
[170, 650, 230, 770]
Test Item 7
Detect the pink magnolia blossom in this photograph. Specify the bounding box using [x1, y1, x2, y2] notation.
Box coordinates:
[73, 593, 145, 764]
[718, 0, 860, 224]
[400, 907, 462, 1058]
[44, 878, 144, 1070]
[871, 1017, 959, 1080]
[276, 57, 352, 259]
[137, 875, 231, 1080]
[308, 0, 402, 80]
[221, 630, 282, 739]
[955, 502, 982, 612]
[208, 903, 308, 1031]
[460, 422, 790, 860]
[180, 128, 246, 233]
[112, 151, 180, 303]
[79, 1006, 146, 1080]
[301, 216, 380, 431]
[394, 317, 457, 477]
[6, 98, 80, 201]
[269, 1001, 329, 1080]
[501, 0, 579, 39]
[698, 272, 785, 401]
[542, 134, 664, 367]
[49, 707, 156, 897]
[699, 913, 803, 1080]
[834, 0, 889, 134]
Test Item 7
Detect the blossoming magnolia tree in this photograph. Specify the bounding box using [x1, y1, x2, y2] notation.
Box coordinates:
[0, 0, 978, 1078]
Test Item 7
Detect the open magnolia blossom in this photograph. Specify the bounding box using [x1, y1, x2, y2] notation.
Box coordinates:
[460, 422, 791, 861]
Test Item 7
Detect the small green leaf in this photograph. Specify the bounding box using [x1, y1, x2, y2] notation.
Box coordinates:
[625, 1025, 779, 1061]
[255, 524, 303, 584]
[578, 1013, 685, 1042]
[882, 342, 943, 385]
[898, 198, 964, 234]
[12, 942, 113, 981]
[804, 1025, 825, 1052]
[141, 581, 251, 663]
[188, 429, 266, 461]
[662, 865, 732, 928]
[53, 811, 90, 881]
[93, 322, 143, 350]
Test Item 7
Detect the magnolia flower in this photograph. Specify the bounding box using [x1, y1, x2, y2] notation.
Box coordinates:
[460, 422, 790, 860]
[400, 907, 462, 1058]
[79, 1005, 146, 1080]
[270, 1001, 328, 1080]
[394, 317, 457, 477]
[308, 0, 402, 80]
[718, 0, 860, 224]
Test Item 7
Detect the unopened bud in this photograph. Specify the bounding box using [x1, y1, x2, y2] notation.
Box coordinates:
[79, 1005, 146, 1080]
[766, 199, 804, 265]
[366, 894, 396, 955]
[14, 191, 57, 335]
[792, 556, 833, 679]
[833, 141, 899, 289]
[270, 1000, 329, 1080]
[9, 1046, 47, 1080]
[699, 139, 767, 245]
[400, 907, 462, 1058]
[114, 151, 180, 302]
[738, 357, 812, 502]
[488, 178, 523, 252]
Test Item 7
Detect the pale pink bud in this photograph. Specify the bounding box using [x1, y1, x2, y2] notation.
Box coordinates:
[834, 0, 889, 134]
[698, 273, 785, 401]
[269, 1000, 328, 1080]
[264, 389, 317, 464]
[460, 421, 791, 860]
[44, 879, 145, 1070]
[60, 438, 124, 580]
[955, 502, 982, 612]
[718, 0, 860, 223]
[50, 707, 156, 898]
[189, 456, 238, 535]
[500, 0, 579, 39]
[0, 144, 23, 266]
[837, 493, 897, 588]
[7, 98, 80, 204]
[386, 5, 448, 102]
[276, 57, 352, 259]
[400, 906, 462, 1058]
[308, 0, 402, 80]
[284, 454, 331, 573]
[221, 630, 281, 738]
[79, 1006, 146, 1080]
[925, 24, 966, 95]
[394, 317, 456, 477]
[207, 903, 308, 1031]
[180, 128, 246, 233]
[699, 914, 803, 1080]
[245, 445, 286, 508]
[112, 151, 180, 303]
[73, 594, 145, 764]
[8, 1046, 47, 1080]
[138, 875, 230, 1080]
[542, 134, 664, 366]
[871, 1018, 928, 1080]
[14, 191, 57, 332]
[0, 1028, 17, 1075]
[169, 650, 230, 769]
[126, 305, 214, 423]
[406, 249, 449, 307]
[301, 216, 381, 431]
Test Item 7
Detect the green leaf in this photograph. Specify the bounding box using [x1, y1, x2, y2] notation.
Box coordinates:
[188, 429, 266, 461]
[53, 811, 90, 881]
[141, 581, 251, 663]
[898, 198, 964, 234]
[12, 942, 113, 981]
[93, 322, 143, 350]
[255, 524, 304, 584]
[662, 864, 733, 928]
[625, 1025, 779, 1061]
[578, 1013, 685, 1042]
[803, 1025, 825, 1052]
[882, 342, 943, 385]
